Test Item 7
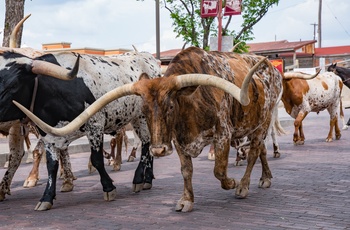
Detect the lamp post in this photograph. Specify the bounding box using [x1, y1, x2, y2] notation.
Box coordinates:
[155, 0, 160, 59]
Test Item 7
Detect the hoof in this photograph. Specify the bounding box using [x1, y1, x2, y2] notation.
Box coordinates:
[88, 165, 97, 174]
[60, 181, 74, 192]
[325, 138, 333, 142]
[342, 125, 348, 130]
[175, 199, 193, 212]
[127, 155, 135, 162]
[273, 152, 280, 158]
[259, 178, 271, 188]
[3, 161, 9, 168]
[235, 185, 249, 199]
[35, 201, 52, 211]
[132, 183, 144, 193]
[112, 164, 121, 171]
[143, 183, 152, 190]
[103, 189, 117, 201]
[23, 178, 38, 188]
[207, 153, 215, 161]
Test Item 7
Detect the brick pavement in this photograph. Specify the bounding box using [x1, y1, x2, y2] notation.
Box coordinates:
[1, 110, 350, 229]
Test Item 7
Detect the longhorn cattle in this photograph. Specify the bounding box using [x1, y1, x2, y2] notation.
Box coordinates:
[1, 48, 161, 210]
[19, 47, 288, 212]
[327, 63, 350, 128]
[0, 14, 77, 200]
[281, 71, 345, 144]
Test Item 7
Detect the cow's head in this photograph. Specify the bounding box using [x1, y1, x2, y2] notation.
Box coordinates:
[0, 52, 79, 121]
[13, 57, 266, 157]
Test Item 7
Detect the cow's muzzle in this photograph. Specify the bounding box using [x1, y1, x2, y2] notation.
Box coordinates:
[150, 144, 173, 157]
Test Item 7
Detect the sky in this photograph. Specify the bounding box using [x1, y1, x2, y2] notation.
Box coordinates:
[0, 0, 349, 54]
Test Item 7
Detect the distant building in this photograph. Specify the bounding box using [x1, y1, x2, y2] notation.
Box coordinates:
[157, 40, 350, 71]
[42, 42, 131, 56]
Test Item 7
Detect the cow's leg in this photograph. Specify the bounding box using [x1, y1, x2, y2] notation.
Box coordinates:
[24, 135, 34, 163]
[294, 112, 307, 145]
[87, 131, 116, 201]
[35, 144, 59, 211]
[174, 148, 194, 212]
[23, 139, 45, 188]
[132, 142, 154, 192]
[127, 147, 137, 162]
[0, 124, 24, 201]
[258, 144, 272, 188]
[127, 131, 139, 162]
[213, 139, 237, 190]
[59, 149, 77, 192]
[327, 106, 341, 141]
[270, 125, 280, 158]
[207, 143, 215, 161]
[131, 120, 154, 192]
[108, 137, 116, 166]
[111, 131, 123, 171]
[235, 137, 262, 199]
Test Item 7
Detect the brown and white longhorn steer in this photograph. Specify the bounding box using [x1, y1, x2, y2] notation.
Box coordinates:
[17, 47, 286, 212]
[281, 71, 344, 145]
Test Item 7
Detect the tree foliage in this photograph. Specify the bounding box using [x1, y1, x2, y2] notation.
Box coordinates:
[138, 0, 279, 52]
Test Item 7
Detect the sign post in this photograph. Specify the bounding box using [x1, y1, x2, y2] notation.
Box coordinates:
[200, 0, 242, 51]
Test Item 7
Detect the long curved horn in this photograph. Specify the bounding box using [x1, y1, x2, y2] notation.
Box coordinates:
[30, 55, 80, 80]
[10, 14, 31, 48]
[230, 41, 242, 52]
[132, 45, 139, 53]
[283, 69, 321, 80]
[175, 57, 267, 106]
[12, 83, 135, 136]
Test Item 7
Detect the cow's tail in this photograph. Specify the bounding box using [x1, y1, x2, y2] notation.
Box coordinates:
[274, 113, 287, 136]
[339, 93, 347, 129]
[272, 98, 287, 136]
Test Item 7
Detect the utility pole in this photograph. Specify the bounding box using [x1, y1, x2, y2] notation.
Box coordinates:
[310, 23, 318, 40]
[317, 0, 322, 48]
[155, 0, 160, 59]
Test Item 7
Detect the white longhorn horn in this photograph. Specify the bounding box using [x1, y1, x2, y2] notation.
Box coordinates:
[12, 83, 135, 136]
[283, 69, 321, 80]
[10, 14, 31, 48]
[175, 57, 267, 106]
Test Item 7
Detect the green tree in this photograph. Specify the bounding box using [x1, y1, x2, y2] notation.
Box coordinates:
[138, 0, 279, 52]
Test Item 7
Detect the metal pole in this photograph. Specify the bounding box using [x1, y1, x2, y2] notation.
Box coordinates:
[156, 0, 160, 59]
[218, 0, 222, 51]
[317, 0, 322, 48]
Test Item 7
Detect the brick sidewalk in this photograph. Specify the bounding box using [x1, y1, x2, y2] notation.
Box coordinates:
[1, 110, 350, 229]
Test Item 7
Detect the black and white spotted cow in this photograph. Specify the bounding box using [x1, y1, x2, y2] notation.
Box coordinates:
[0, 48, 161, 210]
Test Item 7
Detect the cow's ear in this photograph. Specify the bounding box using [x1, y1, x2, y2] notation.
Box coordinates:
[139, 73, 150, 81]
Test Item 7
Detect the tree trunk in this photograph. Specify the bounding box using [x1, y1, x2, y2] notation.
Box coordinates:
[2, 0, 25, 48]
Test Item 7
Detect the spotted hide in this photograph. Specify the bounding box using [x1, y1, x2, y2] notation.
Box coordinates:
[0, 49, 161, 210]
[19, 47, 284, 212]
[281, 71, 345, 144]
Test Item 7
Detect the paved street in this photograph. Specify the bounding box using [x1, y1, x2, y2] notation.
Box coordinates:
[1, 109, 350, 229]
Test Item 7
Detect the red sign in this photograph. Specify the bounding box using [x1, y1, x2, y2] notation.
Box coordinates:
[270, 59, 284, 74]
[201, 0, 219, 18]
[224, 0, 242, 16]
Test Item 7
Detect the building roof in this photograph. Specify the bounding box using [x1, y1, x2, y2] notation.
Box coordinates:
[315, 45, 350, 57]
[246, 40, 317, 54]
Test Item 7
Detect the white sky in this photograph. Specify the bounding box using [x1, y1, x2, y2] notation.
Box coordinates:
[0, 0, 349, 53]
